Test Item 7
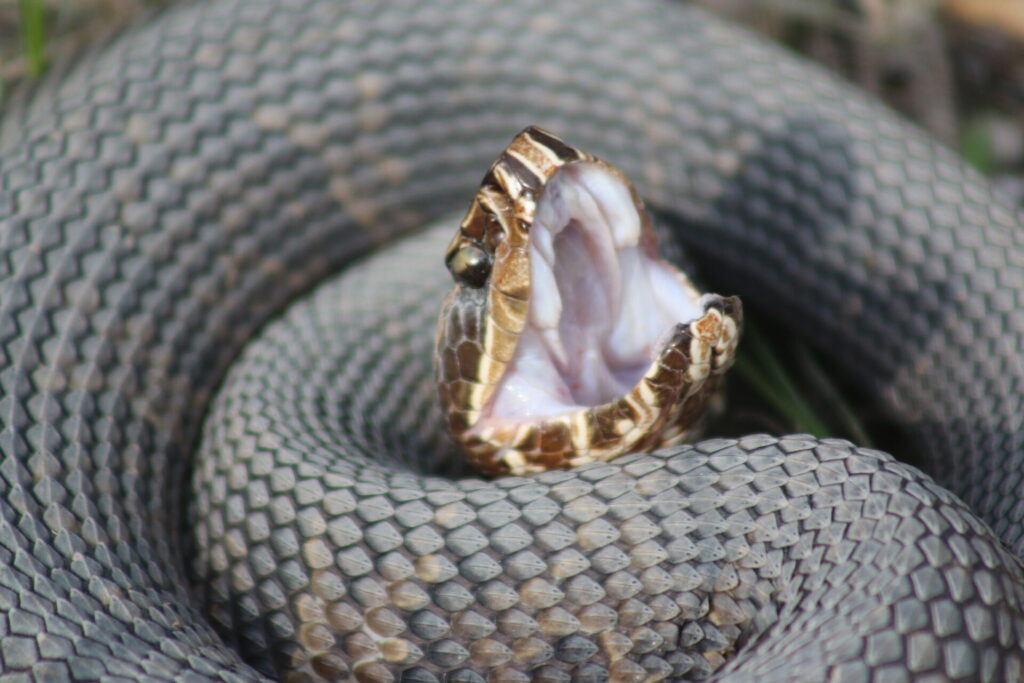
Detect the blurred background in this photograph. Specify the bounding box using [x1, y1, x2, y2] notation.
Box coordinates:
[1, 0, 1020, 449]
[3, 0, 1023, 194]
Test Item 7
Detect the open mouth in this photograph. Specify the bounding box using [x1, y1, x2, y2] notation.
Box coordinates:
[484, 161, 705, 423]
[438, 127, 741, 476]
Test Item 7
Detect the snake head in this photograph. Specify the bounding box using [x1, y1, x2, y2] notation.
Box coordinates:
[444, 126, 586, 289]
[436, 127, 742, 476]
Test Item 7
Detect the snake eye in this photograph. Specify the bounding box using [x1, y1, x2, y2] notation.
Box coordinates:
[447, 244, 491, 288]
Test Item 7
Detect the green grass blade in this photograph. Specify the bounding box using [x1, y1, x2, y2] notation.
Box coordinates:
[733, 320, 833, 438]
[960, 117, 994, 175]
[794, 339, 873, 447]
[19, 0, 48, 77]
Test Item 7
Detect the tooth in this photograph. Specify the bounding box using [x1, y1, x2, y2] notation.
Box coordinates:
[649, 260, 702, 324]
[606, 298, 647, 362]
[529, 253, 562, 329]
[577, 165, 640, 248]
[606, 249, 659, 363]
[542, 327, 569, 368]
[575, 346, 624, 404]
[533, 223, 555, 264]
[534, 193, 557, 237]
[537, 182, 570, 238]
[568, 182, 620, 300]
[570, 180, 605, 237]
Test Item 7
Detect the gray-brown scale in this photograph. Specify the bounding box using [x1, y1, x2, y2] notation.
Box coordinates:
[0, 0, 1022, 681]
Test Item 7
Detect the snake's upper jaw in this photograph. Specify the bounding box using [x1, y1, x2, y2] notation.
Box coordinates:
[437, 133, 742, 476]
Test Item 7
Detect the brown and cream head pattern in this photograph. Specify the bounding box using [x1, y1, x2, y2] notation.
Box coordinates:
[436, 127, 742, 476]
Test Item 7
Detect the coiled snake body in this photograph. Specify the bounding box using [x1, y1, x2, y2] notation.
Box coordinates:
[1, 0, 1023, 680]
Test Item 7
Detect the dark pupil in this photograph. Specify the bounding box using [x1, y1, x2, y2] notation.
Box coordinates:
[450, 246, 490, 288]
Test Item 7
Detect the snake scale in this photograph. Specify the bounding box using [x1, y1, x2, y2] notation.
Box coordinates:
[1, 0, 1023, 680]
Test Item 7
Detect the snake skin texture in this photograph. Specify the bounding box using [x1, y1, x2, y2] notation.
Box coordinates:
[1, 0, 1023, 681]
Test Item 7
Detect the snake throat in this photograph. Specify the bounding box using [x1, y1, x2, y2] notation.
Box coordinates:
[437, 128, 742, 476]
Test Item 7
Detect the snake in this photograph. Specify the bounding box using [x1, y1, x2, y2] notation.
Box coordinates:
[1, 0, 1023, 680]
[435, 126, 742, 476]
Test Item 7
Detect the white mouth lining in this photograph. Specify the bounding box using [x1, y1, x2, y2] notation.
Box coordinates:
[484, 162, 703, 423]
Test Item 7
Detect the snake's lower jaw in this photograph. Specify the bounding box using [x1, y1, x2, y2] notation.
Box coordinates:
[465, 295, 743, 477]
[438, 135, 743, 476]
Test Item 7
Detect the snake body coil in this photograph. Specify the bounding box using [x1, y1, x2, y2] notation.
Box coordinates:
[1, 0, 1023, 680]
